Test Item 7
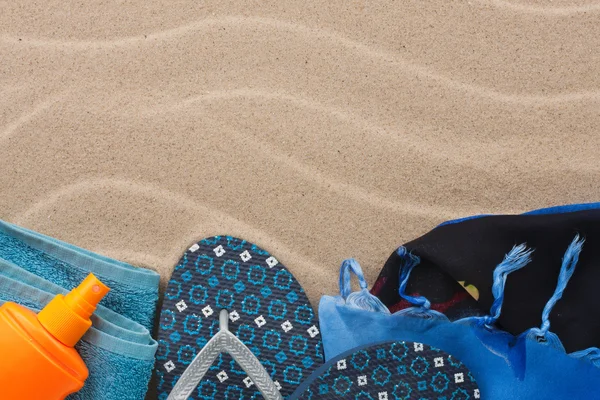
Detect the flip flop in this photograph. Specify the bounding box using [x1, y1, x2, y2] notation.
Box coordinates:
[155, 236, 323, 399]
[290, 340, 480, 400]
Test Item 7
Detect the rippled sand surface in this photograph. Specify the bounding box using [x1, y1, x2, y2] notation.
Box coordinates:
[1, 1, 599, 308]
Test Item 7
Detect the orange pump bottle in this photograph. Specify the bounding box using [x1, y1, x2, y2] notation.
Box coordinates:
[0, 274, 109, 399]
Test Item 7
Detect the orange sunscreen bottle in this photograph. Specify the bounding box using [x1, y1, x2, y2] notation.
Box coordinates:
[0, 274, 109, 399]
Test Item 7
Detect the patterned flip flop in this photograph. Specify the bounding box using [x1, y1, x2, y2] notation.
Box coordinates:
[290, 341, 480, 400]
[155, 236, 323, 399]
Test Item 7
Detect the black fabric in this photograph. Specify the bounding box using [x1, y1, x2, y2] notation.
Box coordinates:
[373, 209, 600, 353]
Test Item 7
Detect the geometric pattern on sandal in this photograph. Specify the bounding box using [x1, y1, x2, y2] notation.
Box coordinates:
[292, 341, 480, 400]
[156, 236, 323, 399]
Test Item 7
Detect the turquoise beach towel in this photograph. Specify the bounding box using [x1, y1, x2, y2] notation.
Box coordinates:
[0, 220, 160, 400]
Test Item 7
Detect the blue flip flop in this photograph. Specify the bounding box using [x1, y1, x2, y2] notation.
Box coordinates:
[290, 340, 480, 400]
[155, 236, 323, 399]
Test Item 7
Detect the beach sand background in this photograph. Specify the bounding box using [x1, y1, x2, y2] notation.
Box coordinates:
[1, 0, 598, 371]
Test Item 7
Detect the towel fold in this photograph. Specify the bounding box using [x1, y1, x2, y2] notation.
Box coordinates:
[0, 220, 160, 400]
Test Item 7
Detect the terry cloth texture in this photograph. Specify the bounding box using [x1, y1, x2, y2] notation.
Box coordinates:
[0, 220, 160, 400]
[372, 203, 600, 352]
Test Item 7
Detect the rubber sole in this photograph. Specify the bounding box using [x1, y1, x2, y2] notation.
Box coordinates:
[155, 236, 323, 399]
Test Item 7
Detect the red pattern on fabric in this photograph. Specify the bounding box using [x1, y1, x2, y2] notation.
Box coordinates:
[370, 277, 387, 296]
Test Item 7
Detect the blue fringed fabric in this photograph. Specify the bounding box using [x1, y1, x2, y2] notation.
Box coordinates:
[319, 237, 600, 399]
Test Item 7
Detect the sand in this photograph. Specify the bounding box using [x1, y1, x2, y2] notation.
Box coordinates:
[1, 1, 599, 316]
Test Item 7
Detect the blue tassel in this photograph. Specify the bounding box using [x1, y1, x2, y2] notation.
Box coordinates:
[338, 258, 390, 314]
[538, 235, 584, 337]
[338, 258, 368, 298]
[482, 243, 534, 327]
[525, 235, 584, 349]
[396, 247, 429, 309]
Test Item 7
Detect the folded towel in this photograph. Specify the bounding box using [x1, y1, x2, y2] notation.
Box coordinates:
[0, 220, 160, 400]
